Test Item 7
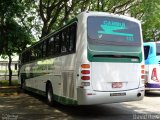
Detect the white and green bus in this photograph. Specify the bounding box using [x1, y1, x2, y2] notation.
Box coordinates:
[18, 11, 145, 105]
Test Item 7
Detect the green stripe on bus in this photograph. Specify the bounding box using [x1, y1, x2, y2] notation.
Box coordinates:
[54, 95, 78, 105]
[87, 44, 142, 63]
[24, 86, 77, 105]
[21, 72, 50, 79]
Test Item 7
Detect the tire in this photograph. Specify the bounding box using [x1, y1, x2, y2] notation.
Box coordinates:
[46, 84, 54, 106]
[20, 79, 26, 93]
[21, 79, 25, 89]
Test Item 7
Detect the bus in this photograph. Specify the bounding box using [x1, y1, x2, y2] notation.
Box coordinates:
[18, 11, 145, 105]
[144, 42, 160, 91]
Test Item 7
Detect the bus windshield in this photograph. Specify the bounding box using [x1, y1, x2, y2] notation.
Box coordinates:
[87, 16, 141, 46]
[156, 43, 160, 56]
[144, 46, 150, 60]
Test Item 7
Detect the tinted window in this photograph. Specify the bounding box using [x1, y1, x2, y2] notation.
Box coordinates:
[42, 41, 47, 58]
[156, 43, 160, 56]
[87, 16, 141, 46]
[61, 29, 67, 53]
[144, 46, 150, 60]
[54, 33, 61, 55]
[61, 23, 77, 54]
[22, 50, 30, 63]
[21, 22, 77, 64]
[48, 37, 55, 56]
[69, 24, 76, 52]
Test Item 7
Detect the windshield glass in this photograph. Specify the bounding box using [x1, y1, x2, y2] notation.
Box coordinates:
[156, 43, 160, 56]
[87, 16, 141, 46]
[144, 46, 150, 60]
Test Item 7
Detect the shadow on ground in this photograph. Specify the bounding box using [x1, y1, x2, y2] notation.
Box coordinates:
[0, 90, 159, 120]
[145, 91, 160, 97]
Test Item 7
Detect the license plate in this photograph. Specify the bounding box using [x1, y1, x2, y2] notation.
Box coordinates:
[112, 82, 123, 88]
[110, 92, 126, 96]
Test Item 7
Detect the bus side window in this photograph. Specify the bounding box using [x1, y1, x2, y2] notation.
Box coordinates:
[22, 50, 31, 64]
[34, 44, 42, 60]
[42, 41, 47, 58]
[156, 44, 160, 56]
[144, 46, 150, 60]
[30, 49, 35, 61]
[55, 33, 61, 55]
[69, 23, 77, 52]
[61, 22, 77, 54]
[66, 27, 70, 53]
[48, 37, 55, 57]
[61, 30, 67, 53]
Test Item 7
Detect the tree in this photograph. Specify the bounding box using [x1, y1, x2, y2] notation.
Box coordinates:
[39, 0, 70, 37]
[140, 0, 160, 41]
[37, 0, 145, 38]
[0, 0, 34, 86]
[0, 19, 34, 86]
[8, 0, 159, 42]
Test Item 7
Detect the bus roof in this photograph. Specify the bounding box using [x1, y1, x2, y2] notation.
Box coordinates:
[78, 11, 141, 24]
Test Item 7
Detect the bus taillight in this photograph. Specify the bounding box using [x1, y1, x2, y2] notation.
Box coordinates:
[141, 65, 145, 82]
[81, 76, 90, 80]
[81, 64, 90, 86]
[151, 68, 158, 81]
[81, 70, 90, 74]
[141, 65, 145, 69]
[81, 64, 90, 68]
[141, 70, 145, 74]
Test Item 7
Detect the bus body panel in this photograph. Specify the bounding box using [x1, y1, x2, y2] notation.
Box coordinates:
[91, 62, 140, 91]
[60, 54, 77, 99]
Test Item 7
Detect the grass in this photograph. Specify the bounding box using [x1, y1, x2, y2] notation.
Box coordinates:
[0, 80, 18, 86]
[0, 70, 18, 73]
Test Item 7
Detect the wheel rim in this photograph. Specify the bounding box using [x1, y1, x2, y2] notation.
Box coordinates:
[47, 89, 52, 102]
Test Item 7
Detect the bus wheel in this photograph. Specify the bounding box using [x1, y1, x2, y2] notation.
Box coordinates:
[21, 79, 25, 89]
[46, 84, 54, 106]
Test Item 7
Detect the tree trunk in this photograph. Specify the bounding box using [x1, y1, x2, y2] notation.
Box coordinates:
[8, 55, 12, 86]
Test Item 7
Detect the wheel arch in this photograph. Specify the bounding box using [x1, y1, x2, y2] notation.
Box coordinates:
[46, 80, 53, 93]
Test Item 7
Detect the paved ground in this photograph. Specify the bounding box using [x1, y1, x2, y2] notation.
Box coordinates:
[0, 91, 160, 120]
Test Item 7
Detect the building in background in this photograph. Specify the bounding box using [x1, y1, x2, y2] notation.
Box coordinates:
[0, 55, 19, 80]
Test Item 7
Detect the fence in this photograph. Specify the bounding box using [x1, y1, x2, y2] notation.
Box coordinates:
[0, 61, 18, 80]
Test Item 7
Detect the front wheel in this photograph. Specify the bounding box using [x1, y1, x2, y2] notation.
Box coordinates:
[46, 84, 54, 106]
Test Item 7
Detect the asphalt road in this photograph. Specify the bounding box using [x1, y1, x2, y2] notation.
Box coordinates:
[0, 91, 160, 120]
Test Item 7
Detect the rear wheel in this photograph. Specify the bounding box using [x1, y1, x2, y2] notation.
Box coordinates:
[21, 79, 25, 89]
[46, 84, 54, 106]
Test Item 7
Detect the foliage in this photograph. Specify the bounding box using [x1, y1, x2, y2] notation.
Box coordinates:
[0, 0, 35, 55]
[0, 80, 18, 87]
[140, 0, 160, 41]
[0, 19, 34, 55]
[0, 0, 35, 85]
[37, 0, 160, 41]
